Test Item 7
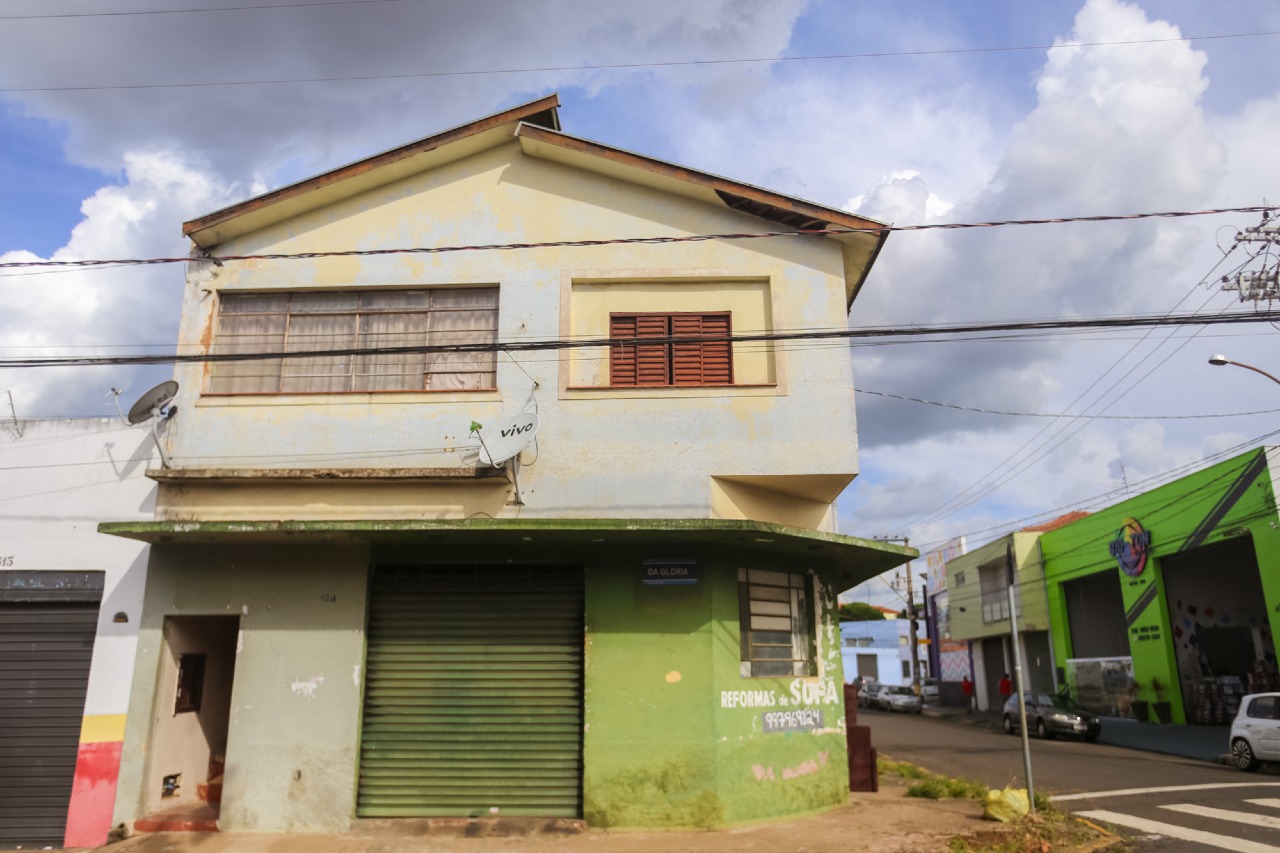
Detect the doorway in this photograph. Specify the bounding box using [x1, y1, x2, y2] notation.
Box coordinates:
[141, 616, 238, 826]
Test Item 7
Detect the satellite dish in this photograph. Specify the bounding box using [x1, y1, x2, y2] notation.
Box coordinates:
[475, 412, 539, 467]
[127, 380, 179, 425]
[124, 381, 179, 468]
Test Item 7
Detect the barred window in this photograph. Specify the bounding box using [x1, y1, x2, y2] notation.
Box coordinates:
[608, 312, 732, 387]
[207, 288, 498, 394]
[738, 568, 816, 678]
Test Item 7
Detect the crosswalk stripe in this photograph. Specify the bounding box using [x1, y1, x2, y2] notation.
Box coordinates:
[1076, 809, 1280, 853]
[1054, 782, 1280, 802]
[1162, 803, 1280, 829]
[1250, 800, 1280, 810]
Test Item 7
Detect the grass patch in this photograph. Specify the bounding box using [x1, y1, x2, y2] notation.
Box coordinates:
[878, 758, 1115, 851]
[947, 810, 1122, 853]
[878, 757, 988, 800]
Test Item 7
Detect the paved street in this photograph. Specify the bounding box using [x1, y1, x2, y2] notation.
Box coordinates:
[863, 706, 1280, 851]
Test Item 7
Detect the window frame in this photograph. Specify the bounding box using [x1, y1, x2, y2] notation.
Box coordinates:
[607, 311, 734, 388]
[737, 568, 817, 678]
[174, 653, 206, 714]
[206, 287, 500, 395]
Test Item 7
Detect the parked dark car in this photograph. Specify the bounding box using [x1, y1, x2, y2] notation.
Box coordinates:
[1002, 692, 1100, 742]
[857, 679, 882, 708]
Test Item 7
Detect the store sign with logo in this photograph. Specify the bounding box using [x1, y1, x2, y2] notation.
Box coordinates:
[1108, 517, 1152, 577]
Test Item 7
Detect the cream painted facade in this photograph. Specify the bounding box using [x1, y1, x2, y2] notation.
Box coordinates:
[105, 96, 911, 837]
[157, 135, 862, 526]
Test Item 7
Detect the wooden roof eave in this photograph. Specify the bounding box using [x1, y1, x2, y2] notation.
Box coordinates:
[183, 94, 562, 249]
[514, 122, 889, 309]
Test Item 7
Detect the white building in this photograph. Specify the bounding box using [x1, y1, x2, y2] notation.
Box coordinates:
[0, 415, 159, 848]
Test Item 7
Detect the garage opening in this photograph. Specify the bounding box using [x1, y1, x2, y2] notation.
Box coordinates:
[0, 600, 100, 848]
[358, 564, 585, 818]
[1162, 536, 1274, 724]
[0, 571, 102, 850]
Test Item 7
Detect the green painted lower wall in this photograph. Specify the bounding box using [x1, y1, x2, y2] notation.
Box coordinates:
[583, 552, 847, 828]
[1041, 448, 1280, 724]
[117, 539, 863, 833]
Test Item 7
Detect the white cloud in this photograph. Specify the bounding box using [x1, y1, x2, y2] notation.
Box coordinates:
[0, 151, 241, 415]
[836, 0, 1278, 549]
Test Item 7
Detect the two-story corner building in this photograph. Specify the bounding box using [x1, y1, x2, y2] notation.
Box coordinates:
[943, 515, 1088, 712]
[99, 94, 914, 836]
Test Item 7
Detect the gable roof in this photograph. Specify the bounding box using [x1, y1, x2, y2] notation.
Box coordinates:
[183, 93, 888, 306]
[1020, 511, 1090, 533]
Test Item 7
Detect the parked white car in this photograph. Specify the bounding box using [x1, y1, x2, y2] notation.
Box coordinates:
[1230, 692, 1280, 771]
[877, 685, 923, 714]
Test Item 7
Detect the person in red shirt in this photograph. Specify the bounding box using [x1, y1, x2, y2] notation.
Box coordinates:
[961, 675, 975, 711]
[998, 673, 1013, 702]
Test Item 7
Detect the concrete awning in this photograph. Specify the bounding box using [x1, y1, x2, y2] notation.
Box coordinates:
[98, 517, 914, 589]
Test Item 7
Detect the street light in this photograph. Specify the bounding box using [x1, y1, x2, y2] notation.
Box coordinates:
[1209, 354, 1280, 388]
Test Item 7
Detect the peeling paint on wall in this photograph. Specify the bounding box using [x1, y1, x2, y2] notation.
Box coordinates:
[290, 676, 325, 699]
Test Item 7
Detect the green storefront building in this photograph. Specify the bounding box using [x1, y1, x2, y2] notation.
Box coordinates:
[1041, 447, 1280, 725]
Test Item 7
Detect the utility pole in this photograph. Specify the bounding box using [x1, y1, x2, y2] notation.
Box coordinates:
[904, 540, 921, 695]
[1006, 539, 1035, 812]
[1221, 212, 1279, 302]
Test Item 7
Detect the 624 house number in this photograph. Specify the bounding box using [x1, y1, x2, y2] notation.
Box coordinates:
[0, 556, 13, 567]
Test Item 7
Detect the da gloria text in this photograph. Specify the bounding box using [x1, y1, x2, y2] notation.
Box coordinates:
[720, 678, 840, 709]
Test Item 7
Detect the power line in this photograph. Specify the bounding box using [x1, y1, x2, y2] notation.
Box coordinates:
[854, 388, 1280, 421]
[1, 309, 1277, 369]
[1, 205, 1272, 271]
[899, 241, 1257, 534]
[0, 0, 408, 20]
[1, 28, 1276, 91]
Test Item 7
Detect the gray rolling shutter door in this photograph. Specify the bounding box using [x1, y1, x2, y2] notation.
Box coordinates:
[0, 603, 98, 848]
[359, 565, 584, 818]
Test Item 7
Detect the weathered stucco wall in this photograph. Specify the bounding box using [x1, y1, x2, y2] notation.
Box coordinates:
[114, 542, 369, 832]
[583, 552, 847, 828]
[0, 418, 158, 846]
[163, 141, 859, 524]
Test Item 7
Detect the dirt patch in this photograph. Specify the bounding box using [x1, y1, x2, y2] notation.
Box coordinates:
[100, 783, 1001, 853]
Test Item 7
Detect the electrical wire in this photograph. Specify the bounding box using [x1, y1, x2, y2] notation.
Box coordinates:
[1, 205, 1272, 270]
[899, 242, 1257, 533]
[854, 388, 1280, 420]
[1, 28, 1276, 91]
[2, 0, 411, 19]
[1, 309, 1277, 369]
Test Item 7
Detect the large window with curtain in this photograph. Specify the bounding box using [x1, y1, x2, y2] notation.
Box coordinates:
[207, 288, 498, 394]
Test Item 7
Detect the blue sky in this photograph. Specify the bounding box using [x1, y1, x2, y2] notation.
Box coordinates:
[2, 0, 1279, 608]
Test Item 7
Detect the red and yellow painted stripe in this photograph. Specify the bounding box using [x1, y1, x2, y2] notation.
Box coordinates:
[64, 714, 126, 848]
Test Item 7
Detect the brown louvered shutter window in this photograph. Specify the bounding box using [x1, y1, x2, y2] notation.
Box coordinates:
[672, 313, 732, 386]
[609, 311, 733, 387]
[634, 314, 671, 386]
[608, 315, 638, 386]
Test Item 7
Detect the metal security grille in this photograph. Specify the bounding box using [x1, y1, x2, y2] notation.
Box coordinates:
[358, 564, 584, 818]
[0, 603, 98, 848]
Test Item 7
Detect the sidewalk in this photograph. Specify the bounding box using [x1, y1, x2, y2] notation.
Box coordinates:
[923, 704, 1230, 763]
[88, 781, 992, 853]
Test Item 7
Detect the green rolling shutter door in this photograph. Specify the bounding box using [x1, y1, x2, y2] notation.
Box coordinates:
[358, 565, 584, 817]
